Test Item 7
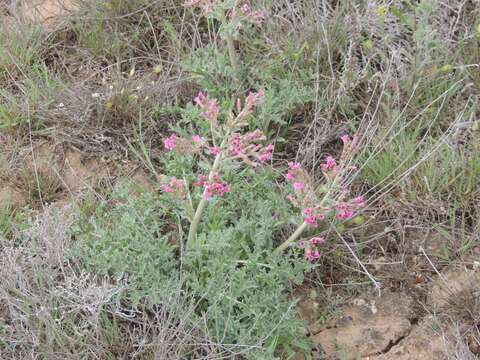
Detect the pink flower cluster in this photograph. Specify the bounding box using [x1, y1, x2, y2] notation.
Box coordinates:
[320, 134, 359, 178]
[194, 173, 230, 199]
[285, 137, 366, 226]
[285, 162, 301, 181]
[285, 162, 308, 193]
[245, 90, 265, 110]
[303, 207, 325, 227]
[320, 156, 337, 176]
[192, 135, 204, 143]
[335, 196, 365, 220]
[230, 2, 267, 24]
[195, 92, 220, 123]
[164, 133, 203, 154]
[299, 236, 325, 262]
[209, 146, 222, 155]
[228, 129, 274, 165]
[163, 129, 273, 165]
[259, 144, 274, 162]
[160, 177, 186, 198]
[240, 3, 267, 22]
[164, 133, 177, 151]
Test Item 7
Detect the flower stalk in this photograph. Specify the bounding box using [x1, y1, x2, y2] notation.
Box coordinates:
[274, 221, 308, 254]
[187, 149, 223, 248]
[273, 135, 364, 258]
[226, 33, 240, 74]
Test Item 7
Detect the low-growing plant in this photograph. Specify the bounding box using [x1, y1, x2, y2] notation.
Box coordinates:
[160, 89, 365, 256]
[73, 182, 311, 358]
[73, 85, 368, 357]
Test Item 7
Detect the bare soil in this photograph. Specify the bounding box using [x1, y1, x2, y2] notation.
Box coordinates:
[16, 0, 78, 26]
[298, 238, 480, 359]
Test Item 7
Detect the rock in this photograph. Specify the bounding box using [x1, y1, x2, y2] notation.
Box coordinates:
[16, 0, 78, 28]
[311, 291, 416, 359]
[370, 318, 448, 360]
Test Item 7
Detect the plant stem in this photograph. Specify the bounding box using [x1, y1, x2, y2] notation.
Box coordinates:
[219, 10, 240, 76]
[187, 152, 223, 248]
[273, 221, 309, 254]
[226, 34, 239, 74]
[273, 175, 340, 255]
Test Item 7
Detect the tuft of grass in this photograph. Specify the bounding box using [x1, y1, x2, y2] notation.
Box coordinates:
[14, 167, 64, 207]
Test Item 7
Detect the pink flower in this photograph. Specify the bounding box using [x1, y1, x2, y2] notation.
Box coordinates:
[335, 196, 364, 220]
[336, 202, 354, 220]
[209, 146, 222, 155]
[202, 100, 220, 121]
[194, 92, 220, 122]
[245, 90, 265, 109]
[203, 181, 230, 199]
[293, 182, 305, 191]
[160, 184, 174, 193]
[310, 237, 325, 246]
[304, 208, 317, 227]
[298, 240, 306, 248]
[354, 196, 365, 207]
[240, 3, 251, 13]
[197, 173, 230, 199]
[163, 133, 177, 151]
[194, 91, 206, 105]
[259, 144, 274, 162]
[288, 162, 301, 170]
[285, 162, 302, 182]
[193, 174, 208, 187]
[170, 177, 185, 189]
[160, 177, 185, 197]
[321, 156, 337, 174]
[236, 3, 267, 24]
[192, 135, 203, 143]
[305, 249, 321, 262]
[340, 135, 350, 144]
[230, 133, 244, 155]
[227, 130, 272, 166]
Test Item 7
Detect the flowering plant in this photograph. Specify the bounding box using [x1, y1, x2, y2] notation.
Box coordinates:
[161, 88, 365, 260]
[274, 135, 365, 260]
[161, 90, 273, 248]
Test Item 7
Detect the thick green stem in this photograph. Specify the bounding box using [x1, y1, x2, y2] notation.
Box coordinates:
[273, 221, 309, 255]
[187, 152, 223, 248]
